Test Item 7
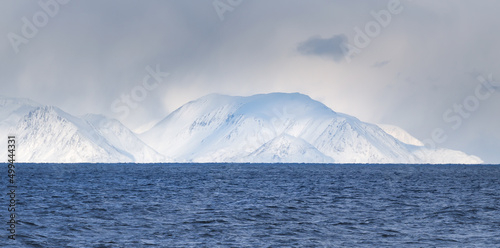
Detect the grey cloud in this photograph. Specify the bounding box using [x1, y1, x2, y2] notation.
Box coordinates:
[297, 35, 348, 62]
[372, 61, 390, 68]
[1, 0, 500, 163]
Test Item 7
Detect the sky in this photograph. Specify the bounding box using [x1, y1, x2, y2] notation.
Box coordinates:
[1, 0, 499, 163]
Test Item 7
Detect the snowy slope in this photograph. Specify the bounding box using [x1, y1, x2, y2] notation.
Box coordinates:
[0, 95, 167, 163]
[411, 148, 483, 164]
[0, 96, 41, 124]
[14, 106, 132, 163]
[378, 124, 424, 146]
[82, 114, 167, 163]
[0, 96, 41, 160]
[374, 124, 483, 163]
[141, 93, 482, 164]
[10, 106, 164, 163]
[246, 134, 335, 163]
[141, 93, 337, 162]
[1, 93, 483, 164]
[0, 96, 41, 137]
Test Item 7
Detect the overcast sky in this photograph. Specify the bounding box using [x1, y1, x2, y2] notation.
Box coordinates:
[1, 0, 499, 163]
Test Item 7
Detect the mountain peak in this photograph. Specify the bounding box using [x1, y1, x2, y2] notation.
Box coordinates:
[141, 93, 482, 164]
[1, 94, 484, 164]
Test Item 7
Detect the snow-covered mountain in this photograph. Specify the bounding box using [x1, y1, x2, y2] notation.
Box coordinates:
[141, 93, 482, 164]
[81, 114, 167, 163]
[377, 124, 424, 146]
[0, 96, 40, 138]
[0, 93, 483, 163]
[1, 97, 165, 163]
[245, 134, 335, 163]
[0, 96, 41, 161]
[15, 106, 133, 163]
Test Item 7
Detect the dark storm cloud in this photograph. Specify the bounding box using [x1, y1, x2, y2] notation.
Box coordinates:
[297, 35, 348, 62]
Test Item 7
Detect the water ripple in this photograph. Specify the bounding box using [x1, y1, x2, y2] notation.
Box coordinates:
[0, 164, 499, 247]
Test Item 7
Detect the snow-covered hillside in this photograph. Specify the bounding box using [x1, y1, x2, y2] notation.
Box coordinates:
[2, 100, 165, 163]
[0, 93, 483, 163]
[0, 96, 41, 161]
[378, 124, 424, 146]
[141, 93, 483, 164]
[15, 106, 133, 163]
[0, 96, 40, 138]
[246, 134, 335, 163]
[81, 114, 167, 163]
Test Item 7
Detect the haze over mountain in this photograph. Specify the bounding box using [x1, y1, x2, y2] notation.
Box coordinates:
[1, 94, 482, 164]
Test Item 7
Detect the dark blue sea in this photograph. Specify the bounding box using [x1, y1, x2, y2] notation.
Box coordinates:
[2, 164, 500, 247]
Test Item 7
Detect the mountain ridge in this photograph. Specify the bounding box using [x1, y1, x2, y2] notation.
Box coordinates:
[141, 93, 482, 164]
[0, 93, 483, 164]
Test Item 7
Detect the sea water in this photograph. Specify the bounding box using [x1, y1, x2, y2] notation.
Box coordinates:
[2, 163, 500, 247]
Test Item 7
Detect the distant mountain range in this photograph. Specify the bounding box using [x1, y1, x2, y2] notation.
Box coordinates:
[0, 93, 482, 164]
